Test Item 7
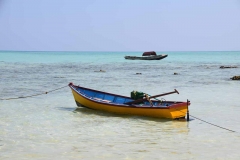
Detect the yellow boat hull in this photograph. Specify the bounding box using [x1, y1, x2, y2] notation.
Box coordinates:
[70, 84, 189, 119]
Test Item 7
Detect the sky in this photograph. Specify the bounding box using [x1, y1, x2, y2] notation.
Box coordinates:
[0, 0, 240, 51]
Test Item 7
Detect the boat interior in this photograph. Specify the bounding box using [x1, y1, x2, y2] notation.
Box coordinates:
[75, 87, 175, 107]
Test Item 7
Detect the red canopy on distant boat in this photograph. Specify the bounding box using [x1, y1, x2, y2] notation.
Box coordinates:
[142, 51, 157, 56]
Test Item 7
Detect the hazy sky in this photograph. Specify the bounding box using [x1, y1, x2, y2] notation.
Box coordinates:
[0, 0, 240, 51]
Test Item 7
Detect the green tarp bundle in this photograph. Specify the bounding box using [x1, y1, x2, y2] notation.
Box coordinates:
[131, 91, 144, 100]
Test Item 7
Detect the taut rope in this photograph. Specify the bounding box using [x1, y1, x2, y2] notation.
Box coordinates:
[0, 85, 68, 101]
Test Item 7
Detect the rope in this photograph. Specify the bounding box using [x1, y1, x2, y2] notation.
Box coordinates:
[144, 94, 153, 107]
[189, 114, 236, 133]
[175, 108, 237, 133]
[0, 85, 68, 101]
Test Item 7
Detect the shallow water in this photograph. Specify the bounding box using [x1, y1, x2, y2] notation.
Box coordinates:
[1, 51, 240, 159]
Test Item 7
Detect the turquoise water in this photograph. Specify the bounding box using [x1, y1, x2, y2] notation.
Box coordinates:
[1, 51, 240, 159]
[1, 51, 240, 64]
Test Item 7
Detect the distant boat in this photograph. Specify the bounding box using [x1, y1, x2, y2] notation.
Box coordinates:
[125, 51, 168, 60]
[69, 83, 190, 119]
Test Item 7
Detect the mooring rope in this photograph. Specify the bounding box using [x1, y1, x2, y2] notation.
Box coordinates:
[0, 85, 68, 101]
[175, 108, 237, 133]
[189, 114, 236, 133]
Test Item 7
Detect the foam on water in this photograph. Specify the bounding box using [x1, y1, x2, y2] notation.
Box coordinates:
[1, 51, 240, 159]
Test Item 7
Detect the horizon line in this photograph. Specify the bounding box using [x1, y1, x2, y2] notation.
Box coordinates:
[1, 50, 240, 52]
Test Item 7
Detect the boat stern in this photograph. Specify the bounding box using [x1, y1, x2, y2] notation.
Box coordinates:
[168, 102, 190, 119]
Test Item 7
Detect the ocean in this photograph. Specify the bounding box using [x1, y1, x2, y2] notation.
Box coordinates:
[0, 51, 240, 159]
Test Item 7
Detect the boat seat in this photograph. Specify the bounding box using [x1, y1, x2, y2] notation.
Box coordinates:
[93, 98, 111, 103]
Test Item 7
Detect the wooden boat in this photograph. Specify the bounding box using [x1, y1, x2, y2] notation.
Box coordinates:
[124, 51, 168, 60]
[69, 83, 190, 119]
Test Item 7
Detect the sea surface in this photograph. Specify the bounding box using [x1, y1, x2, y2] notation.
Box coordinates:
[0, 51, 240, 159]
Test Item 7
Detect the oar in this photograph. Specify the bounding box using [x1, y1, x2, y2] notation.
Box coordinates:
[125, 89, 179, 105]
